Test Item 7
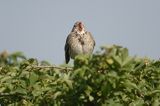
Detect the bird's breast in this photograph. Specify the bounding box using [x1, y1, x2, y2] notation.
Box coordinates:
[69, 38, 83, 58]
[69, 34, 94, 59]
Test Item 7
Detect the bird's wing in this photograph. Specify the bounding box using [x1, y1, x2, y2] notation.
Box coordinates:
[65, 44, 70, 64]
[65, 33, 74, 64]
[88, 32, 95, 47]
[65, 36, 70, 64]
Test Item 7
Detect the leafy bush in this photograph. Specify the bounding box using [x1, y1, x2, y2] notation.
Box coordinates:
[0, 45, 160, 106]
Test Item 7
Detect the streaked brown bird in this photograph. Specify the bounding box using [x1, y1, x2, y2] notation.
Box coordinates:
[65, 21, 95, 64]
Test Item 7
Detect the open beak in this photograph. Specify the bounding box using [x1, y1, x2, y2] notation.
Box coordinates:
[78, 22, 83, 31]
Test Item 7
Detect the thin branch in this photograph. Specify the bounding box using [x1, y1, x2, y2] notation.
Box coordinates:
[31, 65, 73, 71]
[0, 93, 14, 96]
[0, 92, 24, 97]
[0, 65, 73, 71]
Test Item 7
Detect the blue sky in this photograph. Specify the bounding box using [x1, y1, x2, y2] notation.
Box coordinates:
[0, 0, 160, 64]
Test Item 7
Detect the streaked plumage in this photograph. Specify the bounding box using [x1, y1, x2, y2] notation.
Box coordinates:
[65, 21, 95, 64]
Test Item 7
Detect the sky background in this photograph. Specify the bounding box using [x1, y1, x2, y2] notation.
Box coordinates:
[0, 0, 160, 64]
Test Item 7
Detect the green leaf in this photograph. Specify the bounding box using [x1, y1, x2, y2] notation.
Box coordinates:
[29, 72, 39, 85]
[152, 99, 160, 106]
[0, 87, 6, 92]
[13, 87, 27, 95]
[121, 48, 129, 61]
[63, 74, 73, 89]
[89, 95, 94, 101]
[122, 80, 140, 91]
[113, 56, 122, 67]
[129, 99, 144, 106]
[84, 86, 93, 96]
[53, 91, 62, 99]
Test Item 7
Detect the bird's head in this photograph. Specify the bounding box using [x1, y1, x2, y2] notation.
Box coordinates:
[72, 21, 86, 34]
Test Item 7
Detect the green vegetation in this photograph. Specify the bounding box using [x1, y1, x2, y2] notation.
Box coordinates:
[0, 45, 160, 106]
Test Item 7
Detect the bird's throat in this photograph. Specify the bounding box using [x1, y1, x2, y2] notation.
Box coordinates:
[77, 30, 85, 35]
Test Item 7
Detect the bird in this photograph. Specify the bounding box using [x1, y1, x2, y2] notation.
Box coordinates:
[64, 21, 95, 64]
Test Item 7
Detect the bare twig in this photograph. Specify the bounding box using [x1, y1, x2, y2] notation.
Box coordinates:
[0, 93, 14, 96]
[31, 65, 73, 71]
[0, 92, 24, 97]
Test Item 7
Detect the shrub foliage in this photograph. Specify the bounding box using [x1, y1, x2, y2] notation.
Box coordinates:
[0, 45, 160, 106]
